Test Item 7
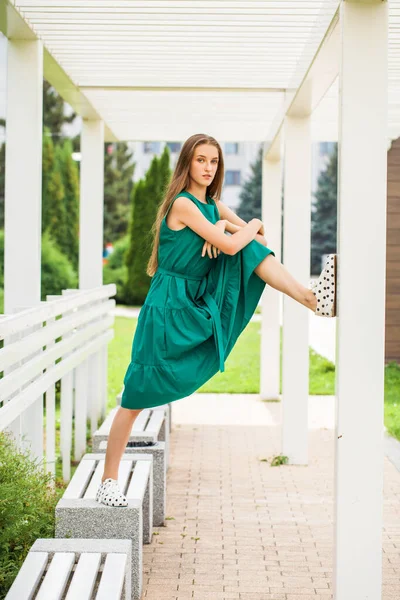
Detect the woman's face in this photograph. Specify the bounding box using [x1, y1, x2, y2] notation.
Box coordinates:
[189, 143, 219, 187]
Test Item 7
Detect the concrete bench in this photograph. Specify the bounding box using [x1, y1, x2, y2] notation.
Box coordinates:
[116, 386, 172, 434]
[92, 405, 170, 469]
[55, 453, 153, 600]
[5, 538, 131, 600]
[98, 439, 166, 527]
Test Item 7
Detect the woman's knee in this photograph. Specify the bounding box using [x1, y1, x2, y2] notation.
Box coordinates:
[117, 406, 142, 421]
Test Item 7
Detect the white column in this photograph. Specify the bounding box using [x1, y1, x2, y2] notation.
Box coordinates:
[4, 40, 43, 459]
[80, 119, 105, 429]
[260, 138, 282, 400]
[334, 2, 388, 598]
[79, 119, 104, 289]
[281, 116, 311, 465]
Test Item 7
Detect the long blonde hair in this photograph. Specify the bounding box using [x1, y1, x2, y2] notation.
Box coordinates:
[146, 133, 225, 276]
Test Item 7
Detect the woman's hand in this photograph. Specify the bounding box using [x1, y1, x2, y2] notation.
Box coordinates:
[257, 221, 265, 236]
[202, 219, 226, 258]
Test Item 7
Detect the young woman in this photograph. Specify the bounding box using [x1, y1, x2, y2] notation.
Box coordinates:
[96, 133, 336, 507]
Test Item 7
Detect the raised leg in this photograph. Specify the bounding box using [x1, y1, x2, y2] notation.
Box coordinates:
[254, 254, 317, 312]
[101, 406, 142, 481]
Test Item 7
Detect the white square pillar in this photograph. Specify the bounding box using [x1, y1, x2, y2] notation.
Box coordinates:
[4, 40, 43, 312]
[260, 138, 282, 400]
[4, 40, 44, 460]
[79, 119, 105, 428]
[79, 118, 104, 289]
[334, 2, 388, 598]
[282, 115, 311, 465]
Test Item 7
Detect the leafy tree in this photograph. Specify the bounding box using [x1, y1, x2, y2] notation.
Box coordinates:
[55, 139, 79, 268]
[236, 144, 263, 221]
[311, 144, 338, 273]
[125, 150, 170, 305]
[103, 142, 135, 245]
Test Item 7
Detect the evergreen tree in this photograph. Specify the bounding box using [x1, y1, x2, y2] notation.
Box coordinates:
[125, 152, 168, 304]
[43, 80, 76, 145]
[236, 144, 263, 222]
[42, 128, 57, 233]
[158, 144, 172, 198]
[0, 142, 4, 230]
[311, 144, 338, 274]
[42, 128, 68, 249]
[103, 142, 135, 245]
[125, 179, 151, 304]
[0, 119, 6, 229]
[55, 139, 79, 268]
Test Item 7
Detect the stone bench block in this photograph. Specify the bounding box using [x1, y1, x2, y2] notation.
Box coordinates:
[5, 538, 131, 600]
[93, 405, 170, 469]
[99, 440, 166, 527]
[55, 453, 153, 600]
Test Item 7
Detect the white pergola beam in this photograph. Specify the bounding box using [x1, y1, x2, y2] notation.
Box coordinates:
[265, 9, 340, 157]
[334, 1, 388, 597]
[0, 1, 118, 141]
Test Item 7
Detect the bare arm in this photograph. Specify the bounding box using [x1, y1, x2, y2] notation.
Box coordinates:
[215, 199, 267, 246]
[173, 197, 262, 256]
[215, 199, 248, 228]
[223, 220, 268, 247]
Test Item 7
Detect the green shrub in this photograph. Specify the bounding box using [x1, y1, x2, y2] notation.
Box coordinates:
[103, 235, 129, 304]
[0, 230, 77, 307]
[41, 230, 77, 299]
[107, 235, 129, 270]
[103, 264, 128, 304]
[0, 432, 61, 596]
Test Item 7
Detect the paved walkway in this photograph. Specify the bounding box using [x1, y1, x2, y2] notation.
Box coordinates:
[142, 394, 400, 600]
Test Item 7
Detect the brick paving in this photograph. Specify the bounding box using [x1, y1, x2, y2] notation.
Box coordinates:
[142, 394, 400, 600]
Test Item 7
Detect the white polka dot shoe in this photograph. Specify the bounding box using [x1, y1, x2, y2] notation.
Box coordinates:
[95, 478, 128, 507]
[309, 254, 337, 318]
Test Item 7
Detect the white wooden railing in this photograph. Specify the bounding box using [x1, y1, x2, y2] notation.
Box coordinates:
[0, 284, 116, 481]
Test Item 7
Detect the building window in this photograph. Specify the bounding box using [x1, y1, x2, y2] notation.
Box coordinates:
[166, 142, 182, 153]
[225, 142, 239, 155]
[143, 141, 160, 153]
[225, 170, 241, 186]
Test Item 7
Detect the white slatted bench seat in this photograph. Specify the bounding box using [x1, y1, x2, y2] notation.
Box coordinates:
[5, 539, 131, 600]
[98, 439, 166, 527]
[93, 406, 170, 469]
[55, 453, 153, 600]
[116, 386, 172, 435]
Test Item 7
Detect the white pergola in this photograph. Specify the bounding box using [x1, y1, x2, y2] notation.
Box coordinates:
[0, 0, 397, 597]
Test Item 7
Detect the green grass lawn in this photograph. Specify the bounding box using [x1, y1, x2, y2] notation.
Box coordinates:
[108, 316, 400, 440]
[107, 315, 336, 397]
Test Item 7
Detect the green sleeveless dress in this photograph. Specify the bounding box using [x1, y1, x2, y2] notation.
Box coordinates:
[121, 190, 275, 410]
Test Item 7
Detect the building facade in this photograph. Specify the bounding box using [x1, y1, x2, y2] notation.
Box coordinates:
[127, 140, 262, 211]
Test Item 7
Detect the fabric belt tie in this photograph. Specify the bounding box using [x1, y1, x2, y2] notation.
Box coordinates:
[156, 267, 225, 372]
[157, 267, 203, 281]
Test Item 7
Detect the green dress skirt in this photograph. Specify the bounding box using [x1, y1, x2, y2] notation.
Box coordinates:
[121, 190, 275, 410]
